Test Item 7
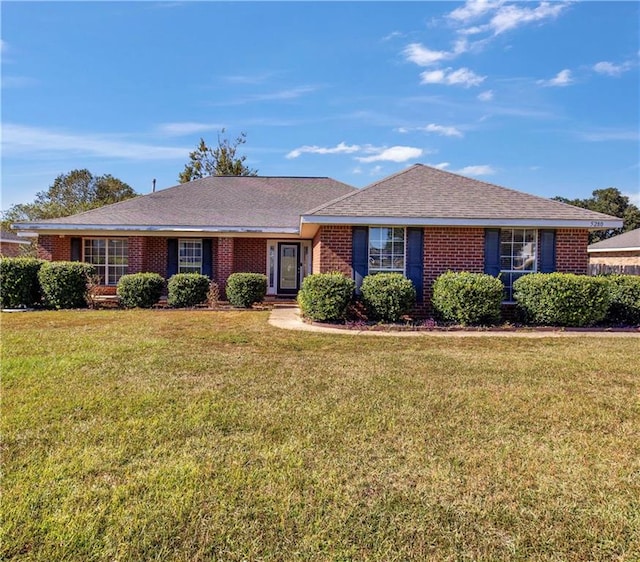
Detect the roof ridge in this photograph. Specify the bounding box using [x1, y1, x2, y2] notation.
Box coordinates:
[306, 163, 424, 215]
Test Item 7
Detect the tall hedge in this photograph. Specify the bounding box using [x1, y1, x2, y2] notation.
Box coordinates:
[513, 273, 610, 327]
[167, 273, 210, 308]
[0, 257, 44, 308]
[297, 272, 355, 322]
[225, 273, 267, 308]
[604, 274, 640, 326]
[117, 273, 165, 309]
[360, 273, 416, 322]
[432, 271, 504, 326]
[38, 261, 95, 309]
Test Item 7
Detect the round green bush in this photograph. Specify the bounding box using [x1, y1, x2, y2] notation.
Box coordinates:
[432, 271, 503, 326]
[167, 273, 210, 308]
[225, 273, 267, 308]
[38, 261, 95, 309]
[603, 274, 640, 326]
[513, 273, 610, 327]
[117, 273, 165, 309]
[297, 272, 355, 322]
[0, 257, 44, 308]
[360, 273, 416, 322]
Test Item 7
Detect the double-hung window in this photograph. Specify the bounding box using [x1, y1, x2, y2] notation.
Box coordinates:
[178, 239, 203, 273]
[368, 227, 405, 274]
[83, 238, 128, 285]
[500, 228, 537, 301]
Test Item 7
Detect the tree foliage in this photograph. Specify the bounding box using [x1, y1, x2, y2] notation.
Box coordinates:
[178, 129, 257, 183]
[2, 169, 137, 228]
[553, 187, 640, 243]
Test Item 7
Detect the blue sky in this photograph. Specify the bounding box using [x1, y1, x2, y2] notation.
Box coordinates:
[2, 1, 639, 211]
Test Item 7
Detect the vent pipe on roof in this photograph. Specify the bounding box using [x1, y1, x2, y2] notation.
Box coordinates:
[152, 178, 156, 193]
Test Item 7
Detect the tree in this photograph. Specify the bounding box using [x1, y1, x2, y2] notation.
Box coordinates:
[553, 187, 640, 243]
[178, 129, 257, 183]
[2, 169, 137, 228]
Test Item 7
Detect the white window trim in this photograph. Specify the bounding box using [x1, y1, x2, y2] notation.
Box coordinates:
[83, 237, 129, 286]
[499, 228, 538, 302]
[178, 238, 203, 274]
[367, 226, 406, 275]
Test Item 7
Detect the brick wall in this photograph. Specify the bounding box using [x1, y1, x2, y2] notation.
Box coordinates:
[0, 242, 28, 257]
[233, 238, 266, 274]
[313, 226, 352, 276]
[423, 227, 485, 304]
[143, 237, 169, 277]
[589, 252, 640, 267]
[216, 237, 234, 294]
[128, 236, 145, 274]
[556, 228, 589, 274]
[37, 235, 70, 261]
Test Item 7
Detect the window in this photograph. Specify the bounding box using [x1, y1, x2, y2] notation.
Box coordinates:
[83, 238, 128, 285]
[368, 227, 405, 274]
[178, 239, 202, 273]
[500, 228, 537, 301]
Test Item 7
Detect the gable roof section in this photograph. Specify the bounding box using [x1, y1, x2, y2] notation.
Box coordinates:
[0, 229, 31, 244]
[588, 228, 640, 252]
[13, 176, 357, 235]
[302, 164, 623, 229]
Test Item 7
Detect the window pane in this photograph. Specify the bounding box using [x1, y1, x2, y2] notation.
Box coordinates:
[368, 227, 405, 274]
[499, 229, 537, 300]
[178, 239, 203, 274]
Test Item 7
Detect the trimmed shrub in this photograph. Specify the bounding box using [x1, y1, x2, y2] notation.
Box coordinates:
[167, 273, 210, 308]
[0, 257, 44, 308]
[432, 271, 503, 326]
[513, 273, 610, 327]
[360, 273, 416, 322]
[604, 274, 640, 326]
[38, 261, 95, 309]
[117, 273, 164, 309]
[297, 272, 355, 322]
[225, 273, 267, 308]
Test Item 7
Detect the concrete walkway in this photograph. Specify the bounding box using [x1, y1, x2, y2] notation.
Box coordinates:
[268, 305, 640, 338]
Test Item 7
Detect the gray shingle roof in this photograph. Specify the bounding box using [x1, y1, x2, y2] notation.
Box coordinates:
[588, 228, 640, 251]
[306, 164, 620, 223]
[19, 176, 356, 231]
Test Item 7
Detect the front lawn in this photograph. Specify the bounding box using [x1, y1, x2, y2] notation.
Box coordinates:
[2, 310, 639, 561]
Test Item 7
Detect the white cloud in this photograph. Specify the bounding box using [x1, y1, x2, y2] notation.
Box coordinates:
[489, 2, 569, 35]
[286, 141, 361, 159]
[448, 0, 505, 23]
[403, 40, 467, 67]
[455, 164, 496, 176]
[356, 146, 423, 163]
[156, 122, 223, 136]
[214, 85, 319, 106]
[593, 61, 633, 77]
[538, 69, 573, 87]
[577, 129, 639, 142]
[420, 67, 486, 87]
[624, 191, 640, 206]
[431, 162, 451, 169]
[422, 123, 464, 138]
[382, 31, 404, 42]
[2, 76, 38, 89]
[477, 89, 494, 101]
[3, 123, 188, 160]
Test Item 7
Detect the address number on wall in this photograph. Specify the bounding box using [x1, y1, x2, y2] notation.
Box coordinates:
[590, 221, 604, 227]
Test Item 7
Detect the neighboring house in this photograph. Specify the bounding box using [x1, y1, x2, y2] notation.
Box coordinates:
[13, 164, 622, 306]
[588, 228, 640, 275]
[0, 229, 32, 257]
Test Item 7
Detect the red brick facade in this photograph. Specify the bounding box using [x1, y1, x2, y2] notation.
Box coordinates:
[36, 227, 591, 304]
[422, 227, 485, 304]
[556, 228, 589, 274]
[312, 225, 352, 276]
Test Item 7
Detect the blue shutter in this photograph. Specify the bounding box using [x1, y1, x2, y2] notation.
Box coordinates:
[406, 227, 424, 303]
[70, 237, 82, 261]
[539, 230, 556, 273]
[202, 239, 213, 278]
[167, 238, 178, 278]
[484, 229, 500, 276]
[352, 226, 368, 293]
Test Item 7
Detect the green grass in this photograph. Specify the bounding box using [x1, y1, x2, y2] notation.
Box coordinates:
[2, 310, 639, 561]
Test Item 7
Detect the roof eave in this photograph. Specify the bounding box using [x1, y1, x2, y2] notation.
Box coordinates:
[11, 223, 301, 236]
[588, 246, 640, 253]
[300, 216, 624, 229]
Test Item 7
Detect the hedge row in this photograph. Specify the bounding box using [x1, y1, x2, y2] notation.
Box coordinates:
[0, 259, 265, 310]
[297, 271, 640, 327]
